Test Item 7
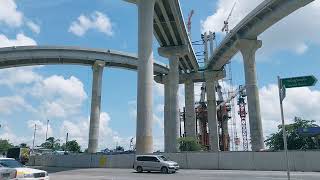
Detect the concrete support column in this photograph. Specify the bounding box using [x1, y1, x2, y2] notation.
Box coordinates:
[164, 55, 180, 152]
[88, 61, 105, 153]
[237, 39, 264, 151]
[136, 0, 156, 154]
[222, 119, 229, 150]
[163, 76, 170, 151]
[184, 79, 196, 138]
[205, 72, 219, 152]
[158, 45, 189, 153]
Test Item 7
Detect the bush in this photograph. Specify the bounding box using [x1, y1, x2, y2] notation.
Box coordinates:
[178, 137, 201, 151]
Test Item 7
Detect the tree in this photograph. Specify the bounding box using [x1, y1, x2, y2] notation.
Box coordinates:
[62, 140, 81, 153]
[0, 139, 14, 154]
[265, 117, 320, 150]
[178, 137, 202, 151]
[40, 137, 61, 150]
[19, 143, 28, 148]
[115, 146, 124, 152]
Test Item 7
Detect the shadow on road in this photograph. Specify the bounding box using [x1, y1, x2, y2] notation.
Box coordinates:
[132, 171, 177, 174]
[29, 166, 85, 173]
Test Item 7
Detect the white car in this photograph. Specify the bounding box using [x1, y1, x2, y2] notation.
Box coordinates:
[0, 165, 16, 179]
[0, 158, 49, 180]
[134, 155, 179, 174]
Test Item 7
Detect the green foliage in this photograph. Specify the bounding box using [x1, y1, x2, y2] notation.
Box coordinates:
[0, 139, 14, 153]
[40, 137, 61, 150]
[265, 117, 320, 150]
[115, 146, 124, 152]
[20, 148, 30, 165]
[19, 143, 28, 148]
[178, 137, 202, 151]
[62, 140, 81, 153]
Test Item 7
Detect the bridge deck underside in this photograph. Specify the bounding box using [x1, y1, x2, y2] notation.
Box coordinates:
[153, 0, 198, 73]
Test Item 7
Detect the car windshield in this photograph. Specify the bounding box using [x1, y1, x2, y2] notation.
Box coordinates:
[0, 159, 24, 168]
[158, 156, 169, 161]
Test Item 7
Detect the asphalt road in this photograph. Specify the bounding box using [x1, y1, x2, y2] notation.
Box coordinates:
[46, 168, 320, 180]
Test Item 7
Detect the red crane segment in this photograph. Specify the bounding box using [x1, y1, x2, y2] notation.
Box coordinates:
[187, 10, 195, 36]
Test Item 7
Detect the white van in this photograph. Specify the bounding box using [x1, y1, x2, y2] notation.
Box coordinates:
[133, 155, 179, 174]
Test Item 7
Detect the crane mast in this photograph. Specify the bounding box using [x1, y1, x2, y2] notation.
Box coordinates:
[187, 10, 195, 38]
[222, 1, 237, 33]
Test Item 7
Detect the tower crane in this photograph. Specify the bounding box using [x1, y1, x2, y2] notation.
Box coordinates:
[221, 1, 237, 33]
[187, 10, 195, 37]
[237, 85, 249, 151]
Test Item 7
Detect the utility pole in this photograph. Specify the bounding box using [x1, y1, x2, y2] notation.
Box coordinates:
[45, 119, 49, 141]
[65, 133, 69, 153]
[32, 124, 37, 151]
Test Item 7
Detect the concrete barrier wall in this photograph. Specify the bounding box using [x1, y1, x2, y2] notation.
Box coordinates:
[28, 151, 320, 172]
[28, 154, 135, 169]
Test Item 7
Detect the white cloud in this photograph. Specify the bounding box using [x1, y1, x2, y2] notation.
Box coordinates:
[259, 84, 320, 137]
[295, 43, 308, 55]
[60, 112, 129, 150]
[26, 21, 40, 34]
[69, 11, 113, 37]
[43, 102, 67, 118]
[0, 67, 42, 88]
[0, 0, 23, 27]
[201, 0, 320, 55]
[0, 0, 42, 35]
[0, 33, 37, 48]
[29, 75, 88, 118]
[0, 121, 30, 145]
[154, 82, 164, 97]
[0, 96, 35, 115]
[153, 136, 164, 152]
[0, 69, 86, 119]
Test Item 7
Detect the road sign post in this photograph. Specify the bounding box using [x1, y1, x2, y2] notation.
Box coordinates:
[281, 75, 317, 88]
[277, 76, 290, 180]
[277, 75, 318, 180]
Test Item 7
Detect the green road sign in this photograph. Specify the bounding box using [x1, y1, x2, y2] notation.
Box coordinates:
[281, 75, 318, 88]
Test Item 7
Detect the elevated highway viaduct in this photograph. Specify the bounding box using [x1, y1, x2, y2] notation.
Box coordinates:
[206, 0, 315, 151]
[0, 46, 170, 153]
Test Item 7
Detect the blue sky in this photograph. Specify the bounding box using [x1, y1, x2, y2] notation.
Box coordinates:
[0, 0, 319, 151]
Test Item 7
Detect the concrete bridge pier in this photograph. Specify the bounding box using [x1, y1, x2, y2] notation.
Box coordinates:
[237, 39, 264, 151]
[159, 45, 189, 153]
[136, 0, 156, 154]
[184, 79, 196, 138]
[205, 71, 219, 152]
[88, 60, 105, 153]
[165, 55, 180, 152]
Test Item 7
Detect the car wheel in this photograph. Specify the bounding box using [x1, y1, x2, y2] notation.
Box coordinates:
[161, 167, 168, 174]
[136, 166, 143, 173]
